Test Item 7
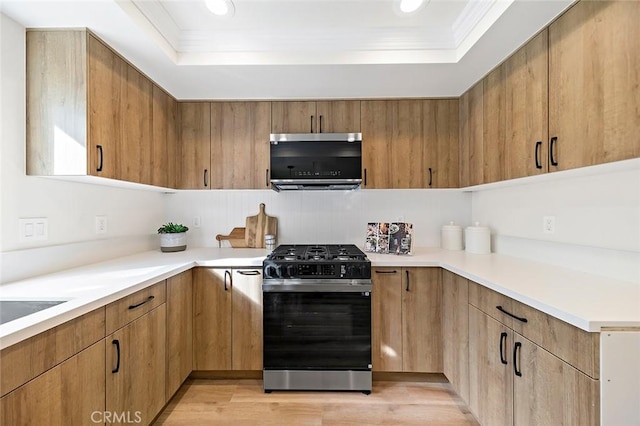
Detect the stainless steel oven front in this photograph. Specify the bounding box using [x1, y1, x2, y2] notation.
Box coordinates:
[262, 279, 372, 394]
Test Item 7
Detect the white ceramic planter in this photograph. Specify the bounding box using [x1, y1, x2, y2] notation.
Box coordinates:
[160, 232, 187, 252]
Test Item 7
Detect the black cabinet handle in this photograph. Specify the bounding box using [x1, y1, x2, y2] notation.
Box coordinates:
[204, 169, 208, 187]
[224, 270, 231, 291]
[375, 270, 398, 274]
[549, 136, 558, 166]
[128, 295, 154, 310]
[97, 145, 104, 172]
[265, 169, 269, 187]
[428, 167, 433, 187]
[112, 339, 120, 373]
[513, 342, 522, 377]
[535, 141, 542, 169]
[310, 115, 314, 133]
[405, 270, 410, 291]
[496, 305, 528, 323]
[319, 115, 323, 133]
[364, 168, 368, 186]
[238, 270, 261, 276]
[499, 332, 508, 365]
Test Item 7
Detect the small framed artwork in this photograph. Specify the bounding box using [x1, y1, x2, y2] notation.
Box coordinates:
[365, 222, 413, 255]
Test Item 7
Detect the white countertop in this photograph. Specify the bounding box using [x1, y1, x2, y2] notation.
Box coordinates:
[1, 246, 638, 350]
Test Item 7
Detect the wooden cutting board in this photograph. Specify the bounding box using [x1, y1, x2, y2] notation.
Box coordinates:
[245, 203, 277, 248]
[215, 227, 248, 248]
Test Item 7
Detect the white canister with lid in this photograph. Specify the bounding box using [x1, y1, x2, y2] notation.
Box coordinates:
[441, 221, 464, 251]
[465, 222, 491, 254]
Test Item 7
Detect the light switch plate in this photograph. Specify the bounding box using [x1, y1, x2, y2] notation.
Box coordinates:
[19, 218, 48, 242]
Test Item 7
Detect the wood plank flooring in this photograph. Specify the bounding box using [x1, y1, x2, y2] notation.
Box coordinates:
[154, 379, 479, 425]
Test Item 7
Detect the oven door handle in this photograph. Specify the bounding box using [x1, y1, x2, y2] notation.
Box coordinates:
[263, 283, 372, 293]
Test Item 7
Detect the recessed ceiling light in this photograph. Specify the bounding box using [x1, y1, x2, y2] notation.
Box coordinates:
[400, 0, 425, 14]
[205, 0, 235, 16]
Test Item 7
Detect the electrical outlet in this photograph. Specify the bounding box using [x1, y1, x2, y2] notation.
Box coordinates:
[193, 216, 201, 228]
[95, 215, 107, 234]
[543, 216, 556, 234]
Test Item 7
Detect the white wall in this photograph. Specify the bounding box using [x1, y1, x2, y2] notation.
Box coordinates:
[164, 189, 471, 249]
[0, 14, 165, 283]
[471, 162, 640, 282]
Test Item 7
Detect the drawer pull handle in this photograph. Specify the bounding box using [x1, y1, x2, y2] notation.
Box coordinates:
[499, 332, 508, 365]
[405, 270, 410, 292]
[128, 295, 155, 310]
[428, 167, 433, 187]
[496, 305, 528, 323]
[112, 339, 120, 373]
[513, 341, 522, 377]
[238, 270, 261, 276]
[535, 141, 542, 169]
[549, 136, 558, 167]
[224, 270, 232, 291]
[374, 270, 397, 274]
[96, 145, 104, 172]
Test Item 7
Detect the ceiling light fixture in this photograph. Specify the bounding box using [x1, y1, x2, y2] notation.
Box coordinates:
[399, 0, 425, 14]
[205, 0, 235, 17]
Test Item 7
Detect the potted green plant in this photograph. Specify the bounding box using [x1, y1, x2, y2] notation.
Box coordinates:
[157, 222, 189, 252]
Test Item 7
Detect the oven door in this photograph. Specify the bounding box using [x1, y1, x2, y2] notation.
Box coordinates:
[263, 290, 371, 371]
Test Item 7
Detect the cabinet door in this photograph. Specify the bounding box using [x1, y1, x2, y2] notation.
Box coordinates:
[513, 334, 599, 426]
[151, 85, 177, 188]
[392, 100, 424, 188]
[316, 100, 361, 132]
[1, 340, 105, 426]
[505, 30, 549, 180]
[166, 271, 193, 399]
[442, 270, 469, 403]
[371, 268, 403, 371]
[211, 102, 271, 189]
[483, 64, 507, 184]
[423, 99, 459, 188]
[106, 305, 166, 425]
[88, 34, 123, 179]
[193, 268, 232, 370]
[271, 101, 317, 133]
[401, 268, 442, 372]
[120, 64, 152, 184]
[231, 268, 263, 370]
[178, 102, 211, 189]
[468, 306, 513, 426]
[459, 82, 484, 187]
[549, 1, 640, 171]
[361, 100, 393, 188]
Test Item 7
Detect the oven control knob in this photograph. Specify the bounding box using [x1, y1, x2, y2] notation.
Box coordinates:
[264, 264, 281, 279]
[346, 264, 359, 278]
[285, 265, 296, 278]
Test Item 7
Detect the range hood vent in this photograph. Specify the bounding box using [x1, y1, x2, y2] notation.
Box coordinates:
[270, 133, 362, 191]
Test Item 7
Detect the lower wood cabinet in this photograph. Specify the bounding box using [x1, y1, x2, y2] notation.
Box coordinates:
[166, 270, 193, 399]
[372, 267, 442, 372]
[442, 270, 469, 403]
[106, 305, 167, 425]
[1, 340, 105, 426]
[193, 267, 263, 370]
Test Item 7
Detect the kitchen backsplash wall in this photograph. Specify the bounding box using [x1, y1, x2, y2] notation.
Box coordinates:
[471, 162, 640, 282]
[1, 15, 164, 283]
[164, 189, 471, 249]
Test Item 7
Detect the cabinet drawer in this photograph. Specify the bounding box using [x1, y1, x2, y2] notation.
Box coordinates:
[0, 307, 105, 397]
[510, 299, 599, 379]
[468, 281, 515, 329]
[106, 282, 166, 334]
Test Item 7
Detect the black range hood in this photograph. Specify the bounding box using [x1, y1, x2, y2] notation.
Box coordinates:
[269, 133, 362, 192]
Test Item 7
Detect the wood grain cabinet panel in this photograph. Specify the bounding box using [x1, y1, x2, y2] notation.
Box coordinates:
[1, 340, 105, 426]
[105, 281, 166, 335]
[361, 100, 393, 189]
[231, 268, 264, 370]
[371, 268, 403, 371]
[271, 100, 360, 134]
[423, 99, 459, 188]
[316, 100, 361, 133]
[166, 270, 193, 400]
[483, 64, 508, 184]
[106, 305, 166, 425]
[442, 270, 469, 403]
[178, 102, 211, 189]
[211, 102, 271, 189]
[549, 0, 640, 171]
[459, 82, 483, 187]
[151, 85, 178, 188]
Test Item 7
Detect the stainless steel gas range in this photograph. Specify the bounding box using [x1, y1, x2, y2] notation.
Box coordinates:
[262, 244, 372, 394]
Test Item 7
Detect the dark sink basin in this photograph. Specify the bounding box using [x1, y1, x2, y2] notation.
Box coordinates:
[0, 300, 67, 325]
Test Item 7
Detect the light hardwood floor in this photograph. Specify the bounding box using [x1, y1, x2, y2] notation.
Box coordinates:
[154, 379, 479, 425]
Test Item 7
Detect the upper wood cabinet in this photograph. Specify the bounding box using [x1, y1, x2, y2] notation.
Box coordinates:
[271, 100, 360, 133]
[363, 100, 458, 189]
[548, 0, 640, 171]
[371, 267, 442, 373]
[26, 30, 174, 187]
[459, 82, 484, 187]
[211, 102, 271, 189]
[483, 64, 508, 184]
[152, 85, 178, 188]
[178, 102, 211, 189]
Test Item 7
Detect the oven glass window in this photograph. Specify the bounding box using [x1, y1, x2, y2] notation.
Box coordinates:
[263, 292, 371, 370]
